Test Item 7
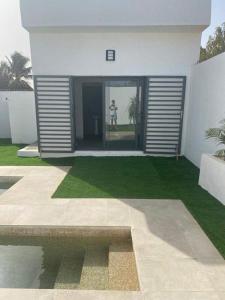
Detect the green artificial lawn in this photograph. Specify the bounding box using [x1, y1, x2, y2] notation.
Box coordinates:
[0, 139, 73, 166]
[0, 139, 225, 258]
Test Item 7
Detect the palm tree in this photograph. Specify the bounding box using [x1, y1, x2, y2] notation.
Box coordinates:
[0, 52, 32, 90]
[206, 119, 225, 160]
[0, 62, 11, 90]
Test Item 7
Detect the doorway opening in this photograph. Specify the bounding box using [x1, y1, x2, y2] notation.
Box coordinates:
[104, 80, 142, 150]
[81, 83, 103, 149]
[74, 77, 144, 151]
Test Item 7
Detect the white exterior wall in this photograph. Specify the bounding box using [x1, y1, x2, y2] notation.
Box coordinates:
[30, 32, 201, 76]
[0, 96, 11, 138]
[0, 92, 37, 144]
[30, 31, 201, 153]
[184, 52, 225, 167]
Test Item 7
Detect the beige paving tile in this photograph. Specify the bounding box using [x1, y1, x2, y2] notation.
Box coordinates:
[129, 199, 197, 229]
[184, 227, 222, 259]
[200, 260, 225, 291]
[0, 167, 31, 176]
[148, 291, 220, 300]
[12, 205, 68, 225]
[67, 198, 109, 206]
[138, 258, 215, 292]
[132, 227, 223, 261]
[6, 192, 71, 205]
[129, 199, 184, 223]
[53, 290, 144, 300]
[217, 292, 225, 300]
[61, 201, 107, 226]
[0, 289, 53, 300]
[0, 166, 69, 178]
[132, 228, 194, 260]
[127, 199, 185, 212]
[106, 199, 131, 226]
[0, 194, 51, 205]
[0, 205, 26, 225]
[0, 196, 70, 206]
[0, 166, 70, 205]
[129, 200, 222, 261]
[131, 209, 190, 248]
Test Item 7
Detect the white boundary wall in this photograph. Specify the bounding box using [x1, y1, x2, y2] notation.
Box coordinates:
[0, 95, 11, 138]
[184, 52, 225, 167]
[0, 91, 37, 144]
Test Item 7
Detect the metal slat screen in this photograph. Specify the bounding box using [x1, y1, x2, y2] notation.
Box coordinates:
[34, 76, 74, 153]
[145, 76, 186, 155]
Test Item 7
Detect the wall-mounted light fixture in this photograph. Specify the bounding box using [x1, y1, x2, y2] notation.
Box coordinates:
[106, 50, 116, 61]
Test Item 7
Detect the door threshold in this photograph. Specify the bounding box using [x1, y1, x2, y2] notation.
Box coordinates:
[74, 151, 145, 157]
[41, 151, 146, 158]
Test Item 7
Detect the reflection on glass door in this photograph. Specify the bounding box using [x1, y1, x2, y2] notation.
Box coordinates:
[104, 80, 142, 150]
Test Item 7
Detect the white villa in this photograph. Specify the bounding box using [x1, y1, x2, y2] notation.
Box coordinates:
[20, 0, 211, 157]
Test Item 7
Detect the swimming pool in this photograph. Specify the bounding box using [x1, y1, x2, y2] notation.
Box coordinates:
[0, 226, 139, 290]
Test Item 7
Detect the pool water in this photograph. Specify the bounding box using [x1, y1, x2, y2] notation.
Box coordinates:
[0, 229, 140, 290]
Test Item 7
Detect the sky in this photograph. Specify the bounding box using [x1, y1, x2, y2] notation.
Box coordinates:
[0, 0, 31, 61]
[202, 0, 225, 47]
[0, 0, 225, 61]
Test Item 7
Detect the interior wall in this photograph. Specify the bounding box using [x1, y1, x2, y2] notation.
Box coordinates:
[184, 52, 225, 167]
[74, 78, 105, 139]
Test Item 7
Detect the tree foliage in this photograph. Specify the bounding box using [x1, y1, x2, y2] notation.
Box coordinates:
[200, 23, 225, 62]
[0, 52, 32, 91]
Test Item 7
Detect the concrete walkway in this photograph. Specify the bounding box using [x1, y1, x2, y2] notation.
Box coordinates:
[0, 166, 224, 300]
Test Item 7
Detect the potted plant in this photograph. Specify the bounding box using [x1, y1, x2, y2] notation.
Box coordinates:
[199, 119, 225, 205]
[206, 119, 225, 160]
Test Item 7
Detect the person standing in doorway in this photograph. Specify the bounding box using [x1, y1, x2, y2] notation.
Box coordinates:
[109, 99, 118, 130]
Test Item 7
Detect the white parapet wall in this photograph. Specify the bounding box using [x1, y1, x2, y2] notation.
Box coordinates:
[0, 95, 11, 138]
[0, 91, 37, 144]
[20, 0, 211, 30]
[184, 52, 225, 167]
[199, 154, 225, 205]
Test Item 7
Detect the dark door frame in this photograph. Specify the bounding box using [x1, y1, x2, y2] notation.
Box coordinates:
[73, 76, 145, 151]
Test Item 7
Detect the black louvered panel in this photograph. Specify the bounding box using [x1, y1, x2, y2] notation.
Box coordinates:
[34, 76, 74, 153]
[145, 77, 186, 155]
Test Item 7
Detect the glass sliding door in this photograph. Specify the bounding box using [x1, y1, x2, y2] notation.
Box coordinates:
[104, 79, 142, 150]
